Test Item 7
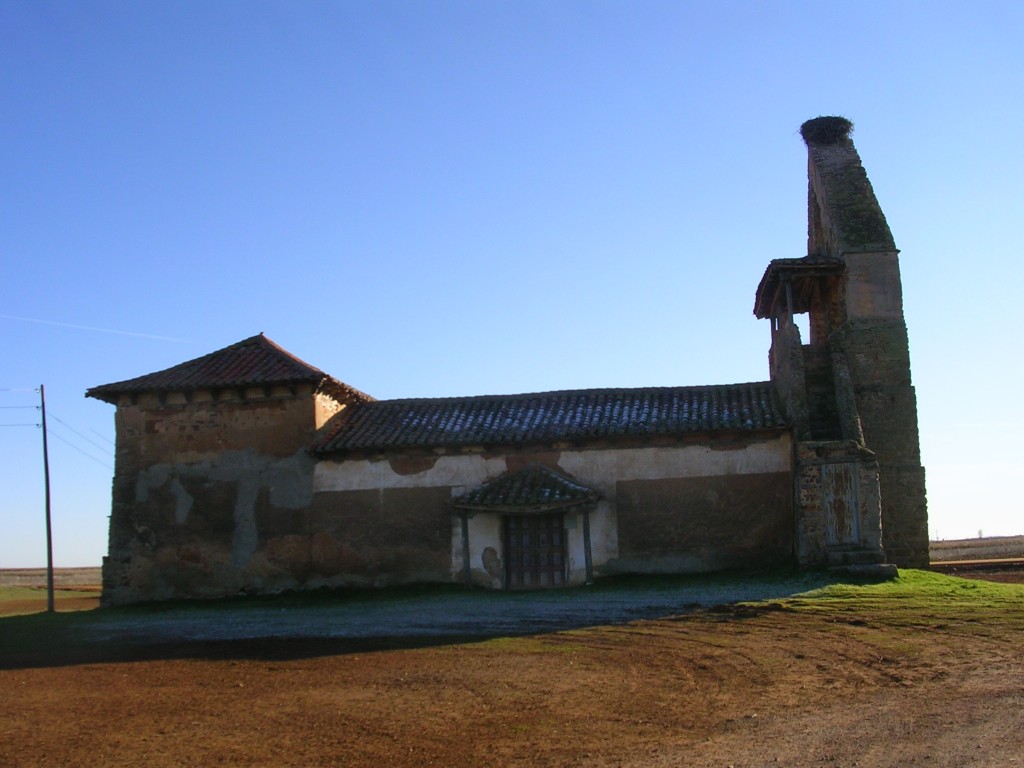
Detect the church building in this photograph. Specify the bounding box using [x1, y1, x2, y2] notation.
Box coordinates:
[88, 117, 928, 605]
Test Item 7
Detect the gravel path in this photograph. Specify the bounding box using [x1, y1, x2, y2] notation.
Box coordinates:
[84, 571, 835, 644]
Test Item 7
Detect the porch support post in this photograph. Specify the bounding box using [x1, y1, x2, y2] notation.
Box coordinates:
[582, 506, 594, 585]
[460, 511, 471, 586]
[784, 278, 795, 325]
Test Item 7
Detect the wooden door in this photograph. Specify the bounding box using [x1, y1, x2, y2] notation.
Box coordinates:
[505, 513, 566, 589]
[823, 463, 859, 545]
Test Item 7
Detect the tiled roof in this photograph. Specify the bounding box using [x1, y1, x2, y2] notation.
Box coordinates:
[753, 255, 844, 319]
[86, 334, 373, 404]
[454, 464, 599, 512]
[314, 381, 787, 455]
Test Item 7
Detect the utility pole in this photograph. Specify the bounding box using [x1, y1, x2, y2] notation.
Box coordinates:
[39, 384, 54, 613]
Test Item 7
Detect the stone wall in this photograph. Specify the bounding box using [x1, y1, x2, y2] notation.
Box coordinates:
[802, 119, 929, 569]
[832, 320, 928, 567]
[769, 321, 809, 438]
[794, 441, 883, 567]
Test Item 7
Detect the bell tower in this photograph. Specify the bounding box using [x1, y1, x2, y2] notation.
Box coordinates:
[755, 117, 928, 569]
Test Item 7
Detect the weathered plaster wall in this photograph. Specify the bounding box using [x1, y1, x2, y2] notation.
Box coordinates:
[104, 448, 316, 604]
[315, 434, 793, 586]
[314, 392, 345, 429]
[102, 388, 339, 605]
[104, 394, 795, 604]
[611, 472, 792, 573]
[113, 384, 323, 463]
[461, 512, 505, 588]
[304, 486, 453, 586]
[316, 450, 617, 588]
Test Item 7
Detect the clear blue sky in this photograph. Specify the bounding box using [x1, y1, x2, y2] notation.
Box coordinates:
[2, 1, 1022, 567]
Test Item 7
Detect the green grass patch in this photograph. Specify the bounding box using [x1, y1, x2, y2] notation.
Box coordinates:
[768, 569, 1024, 629]
[796, 568, 1023, 605]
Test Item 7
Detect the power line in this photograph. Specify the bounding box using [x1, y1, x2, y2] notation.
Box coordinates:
[90, 427, 116, 446]
[48, 412, 114, 456]
[1, 314, 196, 343]
[45, 430, 113, 470]
[3, 387, 116, 455]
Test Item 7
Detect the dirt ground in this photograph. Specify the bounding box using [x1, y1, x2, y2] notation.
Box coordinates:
[2, 570, 1021, 768]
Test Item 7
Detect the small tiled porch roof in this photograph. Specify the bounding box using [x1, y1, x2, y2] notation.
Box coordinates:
[86, 334, 372, 405]
[313, 381, 787, 455]
[753, 254, 844, 319]
[453, 464, 599, 513]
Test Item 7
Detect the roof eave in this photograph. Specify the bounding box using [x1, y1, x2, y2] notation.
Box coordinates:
[452, 499, 599, 514]
[314, 424, 792, 460]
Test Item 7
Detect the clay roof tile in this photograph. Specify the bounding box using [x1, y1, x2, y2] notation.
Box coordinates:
[313, 381, 787, 455]
[86, 334, 372, 405]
